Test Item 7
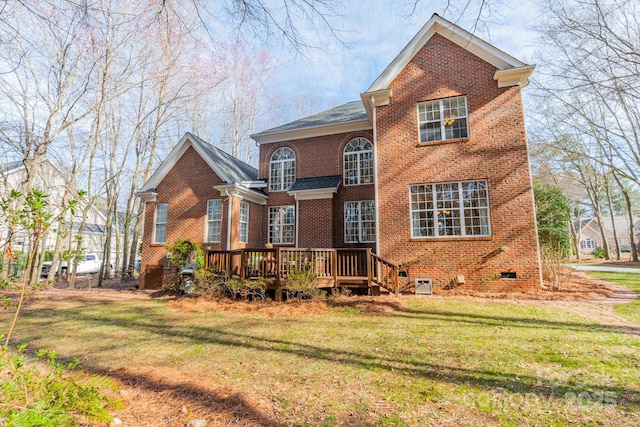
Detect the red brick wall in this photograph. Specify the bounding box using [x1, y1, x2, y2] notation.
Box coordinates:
[140, 146, 228, 289]
[259, 131, 376, 249]
[298, 199, 334, 248]
[375, 33, 542, 290]
[258, 131, 373, 180]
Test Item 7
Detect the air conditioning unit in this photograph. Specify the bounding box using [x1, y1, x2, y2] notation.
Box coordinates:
[415, 278, 433, 295]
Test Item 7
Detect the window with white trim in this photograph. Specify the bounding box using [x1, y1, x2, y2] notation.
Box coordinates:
[206, 199, 222, 242]
[344, 137, 374, 186]
[410, 180, 490, 238]
[268, 206, 295, 244]
[154, 203, 168, 243]
[345, 201, 376, 243]
[581, 238, 596, 249]
[269, 147, 295, 191]
[417, 96, 469, 143]
[239, 201, 249, 244]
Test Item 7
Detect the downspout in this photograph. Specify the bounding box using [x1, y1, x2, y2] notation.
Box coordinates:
[372, 96, 381, 256]
[225, 188, 233, 250]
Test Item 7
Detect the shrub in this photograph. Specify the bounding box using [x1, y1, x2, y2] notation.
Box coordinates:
[0, 342, 121, 426]
[593, 246, 606, 259]
[284, 269, 326, 301]
[164, 239, 205, 291]
[191, 268, 228, 298]
[224, 278, 272, 301]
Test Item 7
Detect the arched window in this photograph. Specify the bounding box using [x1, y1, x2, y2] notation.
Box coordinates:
[269, 147, 295, 191]
[343, 138, 373, 186]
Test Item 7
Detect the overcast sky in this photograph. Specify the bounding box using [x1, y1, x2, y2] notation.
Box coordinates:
[259, 0, 542, 116]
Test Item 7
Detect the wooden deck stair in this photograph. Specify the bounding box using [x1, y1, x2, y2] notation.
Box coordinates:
[206, 248, 399, 296]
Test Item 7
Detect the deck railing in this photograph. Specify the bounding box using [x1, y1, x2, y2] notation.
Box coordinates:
[205, 247, 399, 295]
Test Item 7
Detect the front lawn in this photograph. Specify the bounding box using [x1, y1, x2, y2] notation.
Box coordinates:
[588, 271, 640, 324]
[1, 292, 639, 426]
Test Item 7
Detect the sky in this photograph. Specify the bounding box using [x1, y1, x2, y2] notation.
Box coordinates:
[253, 0, 542, 120]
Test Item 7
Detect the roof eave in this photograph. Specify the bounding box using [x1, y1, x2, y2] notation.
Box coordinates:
[494, 65, 536, 88]
[213, 183, 268, 205]
[287, 187, 339, 201]
[134, 190, 158, 202]
[360, 88, 393, 119]
[251, 118, 372, 145]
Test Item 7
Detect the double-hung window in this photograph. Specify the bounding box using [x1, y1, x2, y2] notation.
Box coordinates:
[268, 206, 295, 244]
[344, 138, 374, 185]
[417, 96, 468, 143]
[410, 180, 490, 238]
[345, 201, 375, 243]
[239, 201, 249, 244]
[153, 203, 168, 243]
[206, 199, 222, 242]
[269, 147, 295, 191]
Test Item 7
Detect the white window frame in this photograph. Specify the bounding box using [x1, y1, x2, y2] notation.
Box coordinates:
[417, 95, 469, 143]
[344, 201, 376, 243]
[581, 238, 596, 250]
[410, 180, 491, 238]
[153, 203, 168, 244]
[343, 137, 374, 186]
[269, 147, 296, 192]
[206, 199, 223, 243]
[268, 205, 295, 244]
[239, 201, 249, 244]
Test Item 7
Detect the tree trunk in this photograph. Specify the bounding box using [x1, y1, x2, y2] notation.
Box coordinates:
[603, 175, 621, 260]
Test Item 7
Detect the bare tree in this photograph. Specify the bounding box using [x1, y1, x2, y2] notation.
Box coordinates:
[531, 0, 640, 261]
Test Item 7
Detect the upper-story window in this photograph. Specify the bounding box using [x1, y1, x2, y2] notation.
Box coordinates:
[270, 147, 295, 191]
[153, 203, 168, 244]
[417, 96, 468, 143]
[344, 137, 374, 186]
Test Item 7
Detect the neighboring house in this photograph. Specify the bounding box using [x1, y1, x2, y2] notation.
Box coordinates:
[137, 14, 543, 291]
[573, 216, 639, 256]
[0, 159, 112, 262]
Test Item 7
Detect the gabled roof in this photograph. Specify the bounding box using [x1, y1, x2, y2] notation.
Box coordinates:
[252, 14, 534, 144]
[573, 218, 596, 233]
[361, 13, 535, 115]
[366, 13, 533, 93]
[251, 101, 371, 144]
[139, 133, 259, 193]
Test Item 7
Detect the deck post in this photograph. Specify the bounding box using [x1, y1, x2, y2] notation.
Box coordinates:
[240, 249, 246, 280]
[332, 249, 338, 288]
[366, 248, 373, 295]
[275, 248, 282, 302]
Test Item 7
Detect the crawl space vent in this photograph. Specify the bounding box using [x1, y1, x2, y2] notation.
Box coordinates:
[415, 278, 433, 295]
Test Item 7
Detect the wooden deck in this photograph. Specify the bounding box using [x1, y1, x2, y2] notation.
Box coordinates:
[206, 248, 399, 296]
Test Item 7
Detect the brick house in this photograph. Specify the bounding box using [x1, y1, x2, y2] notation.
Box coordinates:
[137, 14, 543, 291]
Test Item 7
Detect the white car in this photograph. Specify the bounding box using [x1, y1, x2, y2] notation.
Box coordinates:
[41, 253, 102, 276]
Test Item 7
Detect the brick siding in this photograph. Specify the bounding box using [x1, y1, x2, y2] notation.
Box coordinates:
[140, 146, 228, 289]
[375, 33, 541, 290]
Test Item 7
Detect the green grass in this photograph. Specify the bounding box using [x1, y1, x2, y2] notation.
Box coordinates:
[2, 294, 640, 426]
[588, 271, 640, 324]
[572, 262, 640, 269]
